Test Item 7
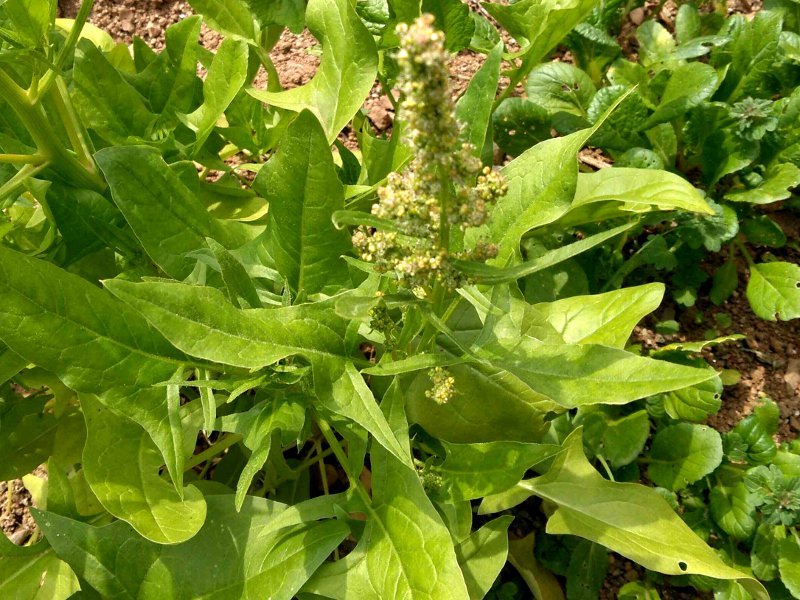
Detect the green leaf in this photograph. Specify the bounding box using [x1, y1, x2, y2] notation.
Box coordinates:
[303, 385, 469, 599]
[73, 40, 157, 144]
[429, 439, 560, 501]
[636, 21, 675, 67]
[569, 167, 713, 217]
[741, 216, 787, 248]
[186, 0, 257, 40]
[577, 407, 650, 468]
[746, 261, 800, 321]
[661, 377, 723, 422]
[0, 246, 190, 488]
[35, 494, 347, 599]
[566, 541, 607, 600]
[483, 0, 599, 63]
[0, 392, 58, 480]
[507, 534, 566, 600]
[647, 424, 723, 491]
[95, 146, 246, 280]
[248, 0, 378, 143]
[455, 516, 513, 599]
[751, 523, 785, 581]
[525, 62, 596, 117]
[530, 283, 664, 348]
[642, 62, 719, 129]
[522, 430, 767, 598]
[80, 395, 206, 544]
[492, 97, 551, 157]
[779, 538, 800, 598]
[243, 0, 305, 32]
[253, 110, 351, 295]
[485, 128, 594, 259]
[455, 42, 503, 156]
[0, 534, 79, 600]
[709, 479, 757, 540]
[483, 340, 719, 409]
[104, 280, 412, 468]
[4, 0, 50, 47]
[422, 0, 474, 51]
[217, 397, 306, 510]
[725, 163, 800, 205]
[206, 237, 262, 309]
[182, 38, 249, 150]
[711, 260, 739, 305]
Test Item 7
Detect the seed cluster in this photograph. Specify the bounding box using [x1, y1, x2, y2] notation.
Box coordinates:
[352, 14, 507, 297]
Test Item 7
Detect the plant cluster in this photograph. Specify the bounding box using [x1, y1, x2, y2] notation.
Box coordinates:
[0, 1, 797, 599]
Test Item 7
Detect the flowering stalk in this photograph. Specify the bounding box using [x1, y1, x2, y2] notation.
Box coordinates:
[353, 14, 506, 300]
[353, 15, 507, 404]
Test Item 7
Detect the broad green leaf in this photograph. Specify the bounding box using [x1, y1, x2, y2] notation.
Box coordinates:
[507, 534, 565, 600]
[248, 0, 378, 143]
[0, 346, 27, 384]
[642, 62, 718, 128]
[253, 110, 351, 294]
[779, 538, 800, 598]
[566, 541, 607, 600]
[711, 260, 739, 305]
[483, 340, 718, 409]
[485, 128, 595, 259]
[455, 42, 503, 156]
[0, 246, 190, 487]
[455, 516, 513, 599]
[647, 424, 723, 491]
[714, 477, 756, 539]
[422, 0, 474, 51]
[577, 407, 649, 468]
[405, 360, 554, 443]
[717, 11, 782, 102]
[0, 392, 58, 480]
[524, 430, 767, 598]
[95, 146, 246, 279]
[530, 283, 664, 348]
[217, 397, 306, 510]
[483, 0, 599, 63]
[182, 38, 249, 150]
[725, 163, 800, 204]
[243, 0, 305, 32]
[81, 395, 206, 544]
[186, 0, 257, 40]
[741, 216, 787, 248]
[206, 237, 262, 309]
[303, 387, 469, 599]
[492, 97, 550, 157]
[569, 168, 713, 217]
[4, 0, 50, 47]
[746, 261, 800, 321]
[429, 439, 560, 501]
[660, 377, 723, 422]
[525, 62, 596, 117]
[636, 20, 675, 67]
[0, 534, 79, 600]
[104, 280, 411, 468]
[752, 523, 785, 581]
[73, 40, 157, 143]
[35, 494, 347, 599]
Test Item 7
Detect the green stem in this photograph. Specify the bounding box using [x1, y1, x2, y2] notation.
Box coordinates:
[295, 445, 335, 474]
[0, 67, 103, 191]
[35, 0, 95, 100]
[50, 78, 95, 169]
[183, 433, 243, 471]
[254, 45, 282, 93]
[733, 239, 755, 267]
[0, 154, 45, 165]
[0, 163, 48, 201]
[597, 455, 615, 482]
[316, 417, 358, 490]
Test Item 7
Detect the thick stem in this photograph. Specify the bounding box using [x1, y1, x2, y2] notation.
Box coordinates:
[183, 433, 243, 471]
[0, 154, 45, 165]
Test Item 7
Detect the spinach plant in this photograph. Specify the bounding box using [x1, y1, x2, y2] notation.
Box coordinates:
[0, 0, 775, 598]
[492, 3, 800, 321]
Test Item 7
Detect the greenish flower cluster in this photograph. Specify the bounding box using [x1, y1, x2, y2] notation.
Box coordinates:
[425, 366, 456, 405]
[730, 97, 779, 141]
[352, 14, 506, 297]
